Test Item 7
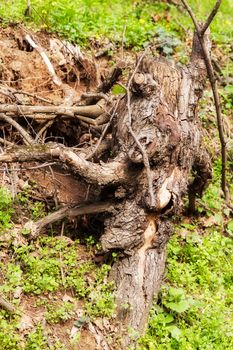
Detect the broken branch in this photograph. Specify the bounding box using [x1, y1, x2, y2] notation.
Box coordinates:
[0, 143, 129, 186]
[0, 103, 105, 119]
[0, 113, 35, 145]
[0, 295, 15, 313]
[181, 0, 228, 200]
[24, 201, 115, 238]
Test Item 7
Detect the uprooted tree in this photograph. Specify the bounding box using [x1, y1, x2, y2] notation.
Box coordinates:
[0, 2, 225, 346]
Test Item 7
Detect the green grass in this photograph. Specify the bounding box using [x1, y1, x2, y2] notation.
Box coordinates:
[0, 235, 115, 316]
[1, 0, 232, 48]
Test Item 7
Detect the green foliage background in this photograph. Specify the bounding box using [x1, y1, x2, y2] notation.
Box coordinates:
[1, 0, 233, 47]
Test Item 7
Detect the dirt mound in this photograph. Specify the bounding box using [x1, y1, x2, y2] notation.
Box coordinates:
[0, 25, 100, 102]
[0, 24, 109, 203]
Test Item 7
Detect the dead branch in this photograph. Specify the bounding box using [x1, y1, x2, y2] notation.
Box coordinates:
[0, 103, 105, 119]
[86, 99, 121, 160]
[181, 0, 228, 200]
[0, 137, 14, 147]
[0, 85, 54, 104]
[97, 64, 124, 93]
[0, 143, 129, 186]
[74, 92, 109, 105]
[24, 0, 31, 17]
[24, 34, 63, 87]
[0, 113, 35, 145]
[0, 162, 57, 172]
[0, 295, 15, 313]
[24, 201, 115, 238]
[200, 0, 222, 35]
[24, 33, 79, 106]
[0, 87, 18, 102]
[35, 120, 54, 142]
[76, 113, 110, 126]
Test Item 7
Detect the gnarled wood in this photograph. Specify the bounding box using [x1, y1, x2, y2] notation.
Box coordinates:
[98, 28, 212, 340]
[0, 28, 213, 346]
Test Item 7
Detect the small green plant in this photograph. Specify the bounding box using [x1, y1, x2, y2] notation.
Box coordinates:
[85, 234, 96, 248]
[162, 286, 195, 313]
[16, 188, 46, 221]
[45, 302, 75, 324]
[30, 201, 46, 220]
[25, 325, 48, 350]
[0, 263, 22, 295]
[0, 311, 21, 350]
[0, 187, 14, 231]
[85, 281, 116, 318]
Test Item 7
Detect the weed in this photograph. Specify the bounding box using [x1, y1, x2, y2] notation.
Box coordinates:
[0, 311, 21, 350]
[0, 188, 14, 231]
[25, 325, 48, 350]
[45, 301, 75, 324]
[15, 189, 46, 221]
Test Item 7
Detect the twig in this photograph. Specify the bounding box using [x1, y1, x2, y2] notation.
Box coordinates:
[85, 99, 120, 160]
[0, 295, 15, 313]
[0, 87, 18, 102]
[121, 21, 127, 60]
[0, 137, 14, 147]
[0, 86, 54, 104]
[24, 0, 31, 17]
[12, 89, 54, 104]
[126, 52, 156, 209]
[0, 113, 35, 145]
[48, 165, 59, 208]
[200, 0, 222, 35]
[35, 120, 54, 142]
[0, 162, 57, 171]
[181, 0, 228, 200]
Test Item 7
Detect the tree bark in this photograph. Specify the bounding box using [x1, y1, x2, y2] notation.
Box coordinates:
[99, 28, 212, 341]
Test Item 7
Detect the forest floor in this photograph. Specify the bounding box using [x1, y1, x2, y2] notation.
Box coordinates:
[0, 2, 233, 349]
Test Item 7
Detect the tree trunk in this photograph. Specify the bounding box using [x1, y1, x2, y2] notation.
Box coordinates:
[99, 29, 212, 341]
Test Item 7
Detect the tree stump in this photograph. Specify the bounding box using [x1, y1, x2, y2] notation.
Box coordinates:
[99, 29, 212, 339]
[0, 28, 212, 345]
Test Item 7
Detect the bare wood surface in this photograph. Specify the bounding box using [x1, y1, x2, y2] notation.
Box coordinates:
[0, 103, 105, 118]
[126, 52, 156, 209]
